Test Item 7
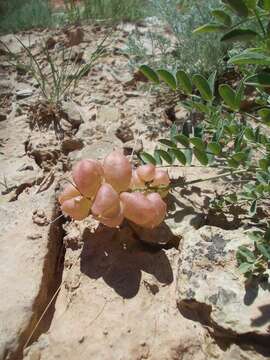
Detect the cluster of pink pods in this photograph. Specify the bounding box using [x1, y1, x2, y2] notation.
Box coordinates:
[59, 151, 170, 228]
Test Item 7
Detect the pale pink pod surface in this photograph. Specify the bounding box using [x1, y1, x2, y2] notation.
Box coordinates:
[103, 151, 132, 192]
[120, 192, 154, 226]
[129, 170, 145, 189]
[72, 159, 103, 198]
[144, 193, 167, 228]
[61, 196, 91, 220]
[136, 164, 156, 182]
[58, 183, 80, 205]
[91, 183, 120, 219]
[96, 206, 124, 228]
[151, 169, 170, 187]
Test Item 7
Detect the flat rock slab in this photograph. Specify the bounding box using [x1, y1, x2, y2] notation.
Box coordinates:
[177, 226, 270, 344]
[0, 188, 62, 360]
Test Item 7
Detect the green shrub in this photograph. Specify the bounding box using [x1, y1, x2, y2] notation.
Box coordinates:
[0, 0, 53, 34]
[139, 0, 270, 281]
[126, 0, 228, 76]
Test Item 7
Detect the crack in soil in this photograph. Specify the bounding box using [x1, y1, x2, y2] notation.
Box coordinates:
[6, 207, 66, 360]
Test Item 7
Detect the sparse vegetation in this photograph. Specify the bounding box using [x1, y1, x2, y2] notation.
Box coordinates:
[126, 0, 228, 76]
[0, 0, 53, 33]
[139, 0, 270, 281]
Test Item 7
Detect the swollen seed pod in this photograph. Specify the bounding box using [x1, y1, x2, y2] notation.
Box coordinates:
[129, 170, 145, 190]
[58, 183, 80, 205]
[151, 169, 170, 187]
[143, 193, 167, 228]
[96, 206, 124, 228]
[136, 164, 156, 182]
[61, 196, 92, 220]
[72, 159, 103, 198]
[103, 151, 132, 192]
[120, 192, 154, 226]
[91, 183, 121, 219]
[151, 169, 170, 198]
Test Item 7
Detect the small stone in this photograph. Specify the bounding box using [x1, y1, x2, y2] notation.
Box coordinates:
[16, 89, 33, 99]
[115, 122, 134, 143]
[61, 138, 84, 154]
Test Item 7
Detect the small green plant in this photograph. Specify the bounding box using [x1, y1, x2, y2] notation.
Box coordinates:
[138, 0, 270, 281]
[18, 37, 106, 105]
[8, 36, 107, 136]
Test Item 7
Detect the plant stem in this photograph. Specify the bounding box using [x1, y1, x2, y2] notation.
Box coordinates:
[173, 168, 248, 187]
[254, 9, 266, 37]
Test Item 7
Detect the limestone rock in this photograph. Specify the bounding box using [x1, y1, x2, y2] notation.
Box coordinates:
[177, 226, 270, 353]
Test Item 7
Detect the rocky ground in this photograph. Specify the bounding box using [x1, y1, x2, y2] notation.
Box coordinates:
[0, 22, 270, 360]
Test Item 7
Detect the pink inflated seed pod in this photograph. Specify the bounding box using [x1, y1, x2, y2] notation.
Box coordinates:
[58, 183, 80, 205]
[136, 164, 156, 182]
[120, 192, 154, 226]
[96, 205, 124, 228]
[129, 169, 145, 190]
[151, 169, 170, 187]
[61, 196, 92, 220]
[144, 193, 167, 228]
[72, 159, 103, 198]
[103, 151, 132, 192]
[91, 183, 121, 219]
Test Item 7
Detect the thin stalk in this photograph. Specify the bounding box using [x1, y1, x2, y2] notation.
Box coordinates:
[254, 9, 266, 37]
[177, 168, 249, 186]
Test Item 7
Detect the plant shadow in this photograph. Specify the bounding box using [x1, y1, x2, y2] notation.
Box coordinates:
[80, 224, 174, 299]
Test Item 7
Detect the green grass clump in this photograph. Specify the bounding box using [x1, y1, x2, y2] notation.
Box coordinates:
[81, 0, 147, 23]
[0, 0, 53, 34]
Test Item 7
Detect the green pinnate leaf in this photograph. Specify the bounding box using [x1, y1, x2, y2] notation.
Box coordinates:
[222, 0, 249, 17]
[139, 65, 159, 84]
[208, 142, 222, 155]
[249, 200, 257, 216]
[221, 29, 259, 42]
[157, 69, 177, 90]
[256, 242, 270, 260]
[193, 23, 227, 34]
[238, 262, 253, 274]
[258, 108, 270, 125]
[183, 148, 193, 165]
[176, 70, 192, 94]
[170, 148, 187, 165]
[219, 84, 238, 110]
[158, 139, 177, 148]
[173, 134, 190, 147]
[212, 10, 232, 26]
[155, 149, 173, 164]
[229, 52, 270, 66]
[190, 137, 206, 151]
[237, 245, 256, 263]
[245, 72, 270, 88]
[192, 74, 213, 101]
[193, 148, 208, 165]
[140, 152, 157, 165]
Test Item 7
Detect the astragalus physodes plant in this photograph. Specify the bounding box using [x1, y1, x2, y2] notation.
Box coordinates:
[59, 151, 170, 228]
[138, 0, 270, 280]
